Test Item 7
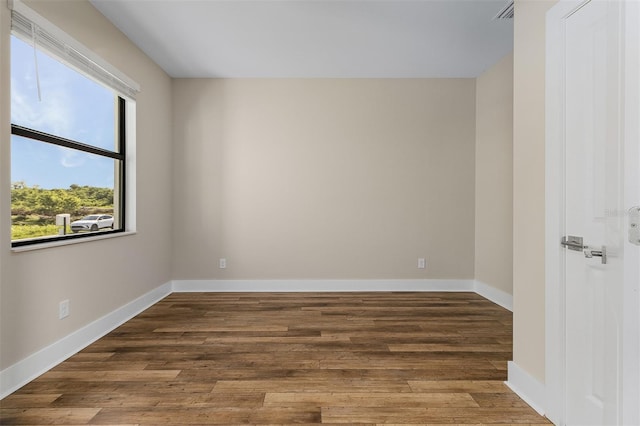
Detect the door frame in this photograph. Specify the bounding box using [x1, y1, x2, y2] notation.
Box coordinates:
[621, 0, 640, 423]
[545, 1, 640, 425]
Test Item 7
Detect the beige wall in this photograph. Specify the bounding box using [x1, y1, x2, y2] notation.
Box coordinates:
[512, 0, 558, 383]
[172, 79, 476, 280]
[0, 0, 521, 380]
[475, 53, 514, 295]
[0, 0, 10, 372]
[0, 0, 173, 369]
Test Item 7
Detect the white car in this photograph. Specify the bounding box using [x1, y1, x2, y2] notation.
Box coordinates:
[70, 214, 114, 233]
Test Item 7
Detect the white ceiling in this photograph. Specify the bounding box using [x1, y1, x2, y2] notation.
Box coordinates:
[90, 0, 514, 79]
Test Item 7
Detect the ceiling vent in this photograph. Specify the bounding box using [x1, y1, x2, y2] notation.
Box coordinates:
[494, 0, 514, 20]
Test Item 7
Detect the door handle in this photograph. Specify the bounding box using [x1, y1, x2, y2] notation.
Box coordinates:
[584, 246, 607, 264]
[561, 236, 587, 251]
[561, 236, 607, 264]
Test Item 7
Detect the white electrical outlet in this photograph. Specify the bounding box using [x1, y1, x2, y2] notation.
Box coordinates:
[59, 299, 70, 319]
[418, 258, 426, 269]
[219, 258, 227, 269]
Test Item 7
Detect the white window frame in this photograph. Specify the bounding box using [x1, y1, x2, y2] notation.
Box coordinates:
[9, 0, 139, 251]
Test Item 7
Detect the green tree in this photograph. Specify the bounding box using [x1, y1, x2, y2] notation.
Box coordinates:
[11, 182, 112, 217]
[55, 191, 81, 214]
[35, 192, 57, 216]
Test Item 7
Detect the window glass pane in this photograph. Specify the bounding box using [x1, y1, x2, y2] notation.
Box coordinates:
[10, 36, 117, 152]
[11, 135, 122, 242]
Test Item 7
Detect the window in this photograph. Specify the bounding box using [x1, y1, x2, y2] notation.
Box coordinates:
[9, 0, 138, 248]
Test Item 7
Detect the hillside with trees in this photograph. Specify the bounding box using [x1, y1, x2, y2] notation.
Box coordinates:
[11, 182, 114, 240]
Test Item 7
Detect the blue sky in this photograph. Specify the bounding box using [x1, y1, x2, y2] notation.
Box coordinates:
[11, 35, 117, 190]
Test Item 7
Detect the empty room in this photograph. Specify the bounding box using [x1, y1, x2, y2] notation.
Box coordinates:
[0, 0, 638, 425]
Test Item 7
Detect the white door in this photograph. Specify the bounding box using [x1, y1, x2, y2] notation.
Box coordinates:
[546, 0, 640, 425]
[564, 1, 622, 423]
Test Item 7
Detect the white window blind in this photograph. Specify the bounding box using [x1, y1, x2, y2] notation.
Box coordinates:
[9, 0, 140, 99]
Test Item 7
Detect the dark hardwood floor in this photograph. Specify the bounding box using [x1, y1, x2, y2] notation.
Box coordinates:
[1, 292, 550, 425]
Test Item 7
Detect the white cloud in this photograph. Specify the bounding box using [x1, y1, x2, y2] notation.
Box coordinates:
[58, 148, 86, 168]
[11, 77, 73, 138]
[12, 73, 81, 172]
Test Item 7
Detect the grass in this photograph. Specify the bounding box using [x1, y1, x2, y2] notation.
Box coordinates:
[12, 224, 67, 240]
[11, 212, 114, 241]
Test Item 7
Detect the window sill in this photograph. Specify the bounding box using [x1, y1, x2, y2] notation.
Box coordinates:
[11, 231, 137, 253]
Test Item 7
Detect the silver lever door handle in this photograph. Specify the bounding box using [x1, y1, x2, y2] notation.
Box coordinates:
[584, 246, 607, 264]
[561, 236, 587, 251]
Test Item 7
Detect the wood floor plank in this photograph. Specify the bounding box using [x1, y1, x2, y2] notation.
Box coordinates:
[13, 380, 215, 396]
[89, 407, 322, 425]
[318, 357, 501, 370]
[321, 407, 547, 424]
[52, 362, 150, 372]
[155, 391, 265, 408]
[213, 378, 414, 393]
[263, 392, 479, 408]
[37, 370, 181, 382]
[50, 393, 165, 409]
[202, 335, 352, 344]
[0, 292, 551, 425]
[407, 380, 514, 393]
[387, 343, 512, 352]
[65, 353, 115, 362]
[0, 394, 63, 408]
[0, 408, 100, 425]
[153, 325, 289, 333]
[470, 392, 535, 408]
[174, 366, 500, 381]
[88, 407, 252, 424]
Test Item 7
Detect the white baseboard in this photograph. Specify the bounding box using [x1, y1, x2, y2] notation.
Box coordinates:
[474, 280, 513, 311]
[172, 279, 513, 310]
[0, 282, 172, 400]
[171, 279, 475, 293]
[506, 361, 547, 416]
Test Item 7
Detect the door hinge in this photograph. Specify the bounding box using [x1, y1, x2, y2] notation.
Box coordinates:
[630, 207, 640, 246]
